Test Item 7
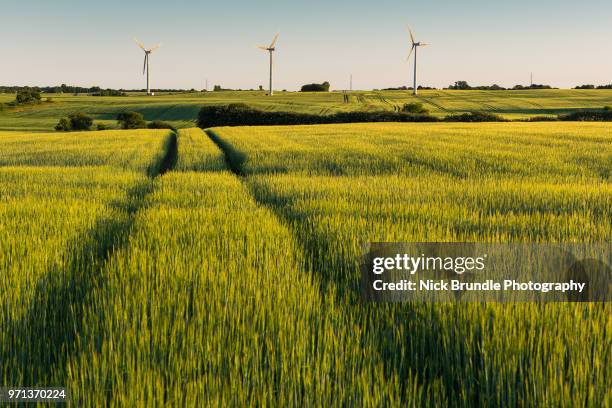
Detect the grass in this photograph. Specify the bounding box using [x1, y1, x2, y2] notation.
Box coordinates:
[1, 89, 612, 131]
[0, 124, 610, 405]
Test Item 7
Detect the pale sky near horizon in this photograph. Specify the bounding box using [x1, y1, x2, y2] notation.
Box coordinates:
[1, 0, 611, 91]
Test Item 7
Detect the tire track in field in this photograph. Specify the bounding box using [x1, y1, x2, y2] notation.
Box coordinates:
[438, 90, 500, 113]
[1, 132, 177, 387]
[207, 127, 359, 298]
[374, 92, 402, 112]
[205, 128, 458, 404]
[416, 95, 451, 114]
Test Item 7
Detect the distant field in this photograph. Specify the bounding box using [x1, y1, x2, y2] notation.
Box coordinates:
[1, 89, 612, 131]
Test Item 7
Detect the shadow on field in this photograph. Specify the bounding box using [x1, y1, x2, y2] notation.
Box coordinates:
[205, 129, 246, 175]
[243, 179, 479, 405]
[157, 131, 178, 176]
[96, 104, 201, 122]
[205, 129, 483, 405]
[1, 132, 177, 387]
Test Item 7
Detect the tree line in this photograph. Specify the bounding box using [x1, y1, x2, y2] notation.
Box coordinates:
[197, 103, 612, 128]
[0, 84, 205, 95]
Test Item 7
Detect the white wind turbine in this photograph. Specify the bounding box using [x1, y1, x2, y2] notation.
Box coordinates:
[406, 26, 429, 96]
[258, 33, 279, 96]
[134, 38, 161, 95]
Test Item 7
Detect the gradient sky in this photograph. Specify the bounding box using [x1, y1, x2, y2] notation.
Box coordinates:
[1, 0, 611, 91]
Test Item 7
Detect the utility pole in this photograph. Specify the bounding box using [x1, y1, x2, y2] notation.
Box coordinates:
[530, 72, 533, 87]
[205, 78, 208, 91]
[350, 74, 353, 91]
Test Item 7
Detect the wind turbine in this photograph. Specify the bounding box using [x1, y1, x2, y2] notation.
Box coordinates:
[406, 26, 428, 96]
[134, 38, 161, 95]
[258, 33, 279, 96]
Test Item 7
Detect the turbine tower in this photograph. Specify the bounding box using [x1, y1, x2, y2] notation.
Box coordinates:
[258, 33, 279, 96]
[406, 26, 428, 96]
[134, 38, 161, 95]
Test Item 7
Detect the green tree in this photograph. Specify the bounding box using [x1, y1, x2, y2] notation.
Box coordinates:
[69, 112, 93, 131]
[402, 102, 429, 114]
[55, 118, 71, 131]
[117, 111, 146, 129]
[450, 81, 471, 90]
[15, 87, 42, 104]
[300, 82, 331, 92]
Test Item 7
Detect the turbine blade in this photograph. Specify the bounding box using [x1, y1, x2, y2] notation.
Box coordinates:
[149, 43, 162, 53]
[407, 45, 414, 61]
[269, 33, 279, 48]
[143, 54, 147, 74]
[420, 43, 430, 46]
[134, 38, 146, 50]
[257, 45, 269, 50]
[407, 26, 415, 44]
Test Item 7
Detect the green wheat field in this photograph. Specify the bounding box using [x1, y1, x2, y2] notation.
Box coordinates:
[0, 92, 611, 406]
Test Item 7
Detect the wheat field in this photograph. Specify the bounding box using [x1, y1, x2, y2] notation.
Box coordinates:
[0, 124, 610, 406]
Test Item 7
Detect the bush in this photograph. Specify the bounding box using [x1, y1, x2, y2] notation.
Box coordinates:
[558, 110, 612, 121]
[226, 103, 250, 111]
[91, 89, 127, 97]
[96, 123, 110, 131]
[300, 82, 330, 92]
[69, 112, 93, 131]
[444, 111, 507, 122]
[197, 104, 439, 128]
[331, 111, 437, 123]
[55, 118, 71, 131]
[402, 102, 429, 114]
[117, 111, 146, 129]
[603, 106, 612, 111]
[14, 87, 41, 105]
[147, 120, 176, 131]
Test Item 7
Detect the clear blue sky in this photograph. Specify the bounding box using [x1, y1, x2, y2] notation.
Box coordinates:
[1, 0, 611, 90]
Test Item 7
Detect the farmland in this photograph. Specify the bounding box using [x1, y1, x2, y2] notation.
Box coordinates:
[0, 123, 610, 405]
[1, 89, 612, 131]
